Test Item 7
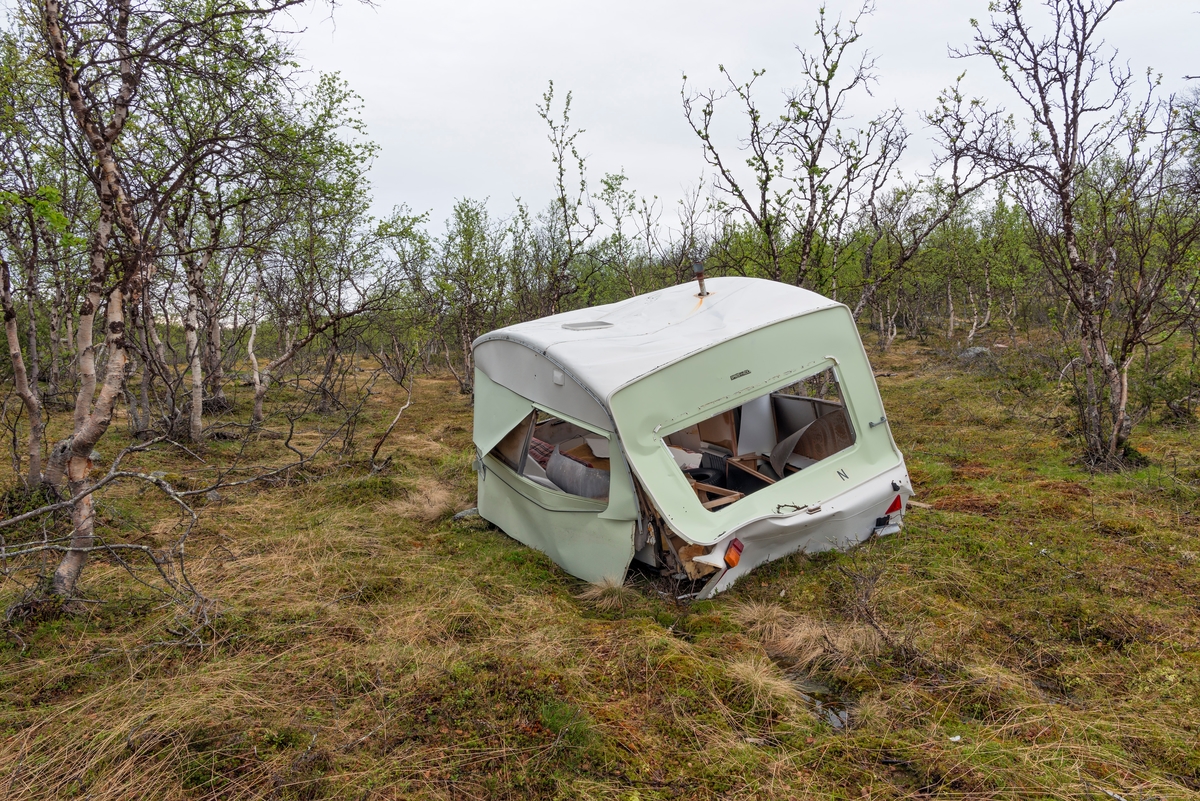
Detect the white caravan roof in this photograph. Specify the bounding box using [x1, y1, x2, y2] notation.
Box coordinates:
[473, 277, 838, 406]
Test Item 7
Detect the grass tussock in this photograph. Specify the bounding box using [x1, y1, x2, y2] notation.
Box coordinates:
[731, 601, 882, 674]
[575, 577, 641, 611]
[1, 347, 1199, 799]
[381, 475, 463, 522]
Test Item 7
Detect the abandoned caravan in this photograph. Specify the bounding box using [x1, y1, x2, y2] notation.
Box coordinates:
[471, 275, 911, 598]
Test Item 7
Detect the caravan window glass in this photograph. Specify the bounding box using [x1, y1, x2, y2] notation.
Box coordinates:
[488, 412, 612, 502]
[662, 366, 855, 512]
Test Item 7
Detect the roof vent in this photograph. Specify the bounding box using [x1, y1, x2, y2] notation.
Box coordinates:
[562, 321, 613, 331]
[692, 261, 709, 297]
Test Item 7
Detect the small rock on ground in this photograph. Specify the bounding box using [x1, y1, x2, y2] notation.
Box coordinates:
[959, 346, 991, 361]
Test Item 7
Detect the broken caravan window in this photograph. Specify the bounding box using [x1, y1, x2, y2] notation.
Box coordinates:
[488, 410, 612, 502]
[662, 365, 855, 512]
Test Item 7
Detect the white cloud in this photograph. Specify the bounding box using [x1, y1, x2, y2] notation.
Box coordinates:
[287, 0, 1199, 226]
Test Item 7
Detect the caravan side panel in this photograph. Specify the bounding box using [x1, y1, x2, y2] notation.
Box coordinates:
[472, 369, 637, 585]
[477, 453, 636, 585]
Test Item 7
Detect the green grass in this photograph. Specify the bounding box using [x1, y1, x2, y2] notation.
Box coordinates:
[0, 345, 1197, 799]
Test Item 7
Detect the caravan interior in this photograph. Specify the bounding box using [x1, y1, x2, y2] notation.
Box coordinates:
[490, 412, 613, 501]
[662, 366, 855, 512]
[487, 366, 856, 512]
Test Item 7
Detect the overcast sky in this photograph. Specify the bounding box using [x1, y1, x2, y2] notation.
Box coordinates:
[286, 1, 1198, 228]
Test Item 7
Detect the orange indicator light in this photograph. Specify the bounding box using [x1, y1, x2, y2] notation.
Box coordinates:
[724, 538, 744, 568]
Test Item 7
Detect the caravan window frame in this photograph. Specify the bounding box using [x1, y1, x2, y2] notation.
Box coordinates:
[485, 403, 615, 512]
[654, 360, 859, 514]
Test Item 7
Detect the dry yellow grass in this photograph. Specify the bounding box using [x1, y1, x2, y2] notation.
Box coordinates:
[0, 348, 1197, 800]
[381, 476, 463, 522]
[575, 578, 641, 612]
[731, 601, 882, 673]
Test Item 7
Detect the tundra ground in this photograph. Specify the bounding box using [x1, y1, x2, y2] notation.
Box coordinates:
[1, 342, 1197, 800]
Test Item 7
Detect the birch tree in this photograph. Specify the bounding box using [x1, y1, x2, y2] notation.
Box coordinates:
[682, 3, 906, 287]
[954, 0, 1200, 465]
[27, 0, 308, 597]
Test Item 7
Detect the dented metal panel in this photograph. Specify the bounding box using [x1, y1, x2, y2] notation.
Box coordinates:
[692, 461, 911, 598]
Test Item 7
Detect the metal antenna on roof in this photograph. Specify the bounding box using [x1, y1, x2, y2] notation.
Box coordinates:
[692, 261, 709, 297]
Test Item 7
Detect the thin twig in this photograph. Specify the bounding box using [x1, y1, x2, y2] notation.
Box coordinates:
[370, 374, 415, 471]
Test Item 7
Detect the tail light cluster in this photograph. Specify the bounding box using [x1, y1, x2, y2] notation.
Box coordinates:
[876, 495, 904, 530]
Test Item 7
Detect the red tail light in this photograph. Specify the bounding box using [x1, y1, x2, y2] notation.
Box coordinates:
[724, 538, 744, 568]
[886, 495, 903, 514]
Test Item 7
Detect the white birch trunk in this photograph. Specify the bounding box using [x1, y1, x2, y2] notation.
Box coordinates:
[185, 281, 203, 442]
